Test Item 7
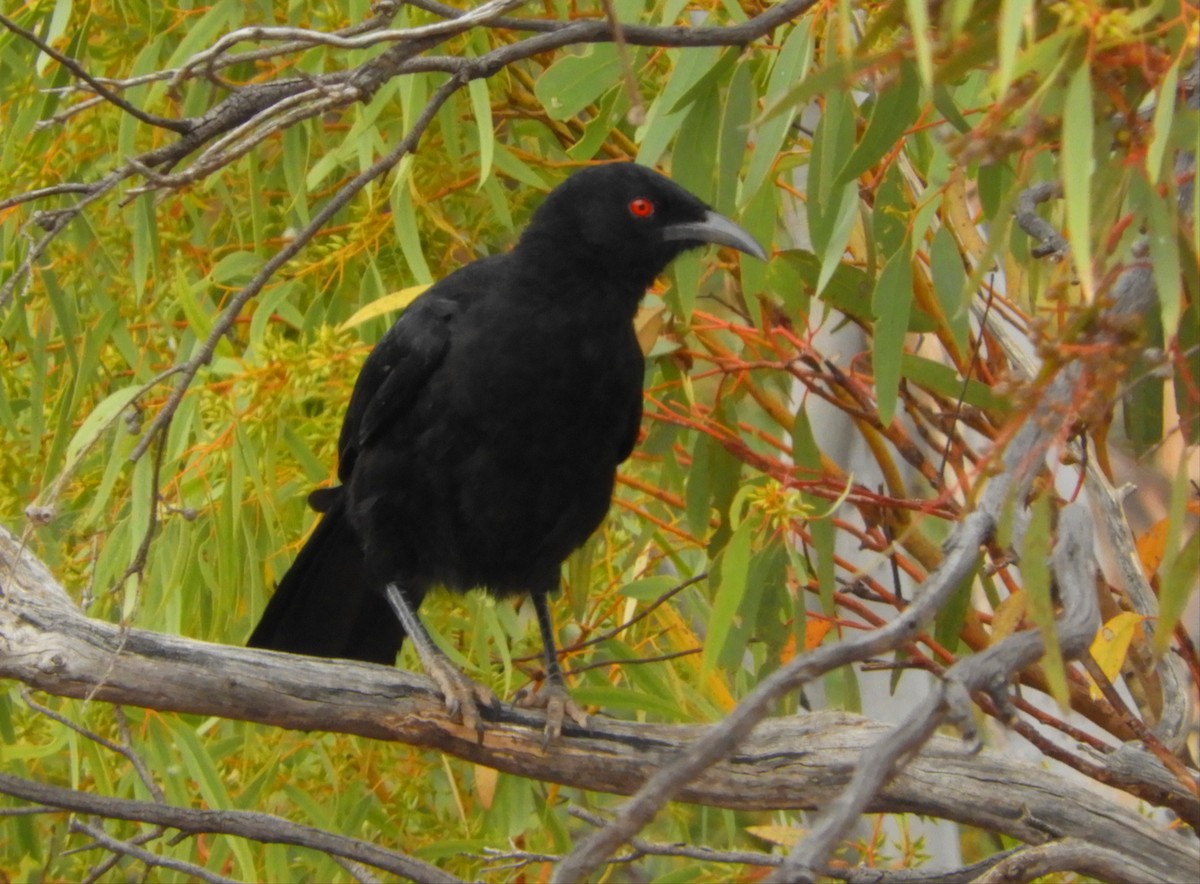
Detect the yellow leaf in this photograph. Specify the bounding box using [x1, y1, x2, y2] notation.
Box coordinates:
[473, 764, 498, 810]
[746, 824, 804, 848]
[804, 617, 834, 651]
[634, 304, 665, 356]
[1135, 518, 1170, 579]
[991, 590, 1027, 643]
[338, 284, 431, 331]
[1088, 612, 1145, 699]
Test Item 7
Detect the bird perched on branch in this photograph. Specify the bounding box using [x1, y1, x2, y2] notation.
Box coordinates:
[248, 162, 767, 742]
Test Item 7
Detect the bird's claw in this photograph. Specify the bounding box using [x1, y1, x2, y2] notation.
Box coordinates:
[425, 658, 498, 742]
[516, 680, 587, 747]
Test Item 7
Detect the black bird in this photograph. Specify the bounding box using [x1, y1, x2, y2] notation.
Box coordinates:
[248, 163, 767, 740]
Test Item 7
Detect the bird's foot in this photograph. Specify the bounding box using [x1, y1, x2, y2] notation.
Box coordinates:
[516, 679, 588, 747]
[424, 655, 498, 741]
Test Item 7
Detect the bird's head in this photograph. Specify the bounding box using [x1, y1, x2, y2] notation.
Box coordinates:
[517, 163, 767, 290]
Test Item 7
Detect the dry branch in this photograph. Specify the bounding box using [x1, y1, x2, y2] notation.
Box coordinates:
[1, 524, 1196, 881]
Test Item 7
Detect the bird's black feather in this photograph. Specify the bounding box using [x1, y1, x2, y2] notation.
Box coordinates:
[248, 164, 765, 719]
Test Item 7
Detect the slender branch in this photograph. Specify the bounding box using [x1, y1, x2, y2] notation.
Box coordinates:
[0, 182, 97, 210]
[0, 773, 459, 884]
[0, 11, 189, 132]
[973, 837, 1164, 884]
[169, 0, 526, 86]
[1, 522, 1196, 880]
[1014, 182, 1067, 260]
[22, 692, 164, 802]
[772, 503, 1104, 881]
[550, 511, 995, 882]
[128, 72, 464, 461]
[69, 819, 239, 884]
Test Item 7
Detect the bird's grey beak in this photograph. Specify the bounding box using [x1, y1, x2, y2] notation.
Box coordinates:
[662, 210, 768, 261]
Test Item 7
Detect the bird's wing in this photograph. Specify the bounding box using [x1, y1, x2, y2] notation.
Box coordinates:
[334, 294, 458, 482]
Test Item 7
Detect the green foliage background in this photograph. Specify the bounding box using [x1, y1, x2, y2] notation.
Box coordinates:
[1, 0, 1196, 879]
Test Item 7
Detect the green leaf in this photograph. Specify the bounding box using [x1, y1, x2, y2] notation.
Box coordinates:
[534, 44, 620, 121]
[1154, 460, 1200, 656]
[716, 61, 753, 212]
[1122, 300, 1164, 456]
[872, 160, 909, 260]
[931, 83, 973, 134]
[808, 88, 859, 296]
[636, 46, 723, 166]
[770, 250, 938, 332]
[37, 0, 75, 76]
[759, 56, 862, 126]
[815, 183, 859, 297]
[701, 519, 753, 677]
[1145, 54, 1181, 185]
[567, 86, 621, 161]
[571, 685, 689, 720]
[1061, 63, 1094, 296]
[672, 88, 721, 202]
[929, 224, 970, 351]
[901, 354, 1007, 413]
[620, 575, 684, 601]
[667, 47, 737, 115]
[903, 0, 934, 87]
[62, 385, 143, 471]
[834, 61, 921, 189]
[872, 248, 913, 425]
[468, 77, 494, 187]
[742, 20, 813, 203]
[995, 0, 1032, 98]
[390, 179, 433, 285]
[808, 89, 852, 249]
[1176, 286, 1200, 446]
[1142, 171, 1183, 335]
[1022, 493, 1069, 710]
[207, 250, 259, 284]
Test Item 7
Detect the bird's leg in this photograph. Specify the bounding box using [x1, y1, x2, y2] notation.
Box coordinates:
[384, 583, 497, 740]
[516, 591, 588, 746]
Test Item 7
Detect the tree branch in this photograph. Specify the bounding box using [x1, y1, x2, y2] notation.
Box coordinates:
[0, 772, 458, 884]
[3, 523, 1195, 881]
[772, 503, 1105, 881]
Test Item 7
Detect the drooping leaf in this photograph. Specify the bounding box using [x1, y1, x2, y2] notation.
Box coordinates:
[534, 44, 621, 121]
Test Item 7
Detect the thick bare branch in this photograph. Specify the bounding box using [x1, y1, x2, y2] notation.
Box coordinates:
[972, 837, 1163, 883]
[2, 523, 1196, 877]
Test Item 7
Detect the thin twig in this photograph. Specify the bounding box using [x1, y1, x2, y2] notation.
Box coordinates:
[128, 73, 466, 462]
[0, 12, 189, 132]
[772, 502, 1103, 881]
[0, 773, 459, 884]
[70, 819, 238, 884]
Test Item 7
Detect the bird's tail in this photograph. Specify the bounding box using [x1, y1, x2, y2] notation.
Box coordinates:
[248, 491, 402, 664]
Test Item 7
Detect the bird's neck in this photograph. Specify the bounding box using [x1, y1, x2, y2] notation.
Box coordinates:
[509, 241, 652, 322]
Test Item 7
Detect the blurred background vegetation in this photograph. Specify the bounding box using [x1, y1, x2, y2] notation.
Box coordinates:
[1, 0, 1196, 880]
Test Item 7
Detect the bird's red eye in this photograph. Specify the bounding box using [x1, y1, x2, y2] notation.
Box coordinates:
[628, 198, 655, 218]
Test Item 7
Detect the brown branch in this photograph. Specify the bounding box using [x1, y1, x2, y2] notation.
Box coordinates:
[68, 819, 239, 884]
[1, 521, 1195, 881]
[0, 772, 458, 884]
[0, 11, 189, 133]
[127, 72, 463, 462]
[772, 502, 1105, 881]
[973, 837, 1163, 883]
[550, 351, 1079, 881]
